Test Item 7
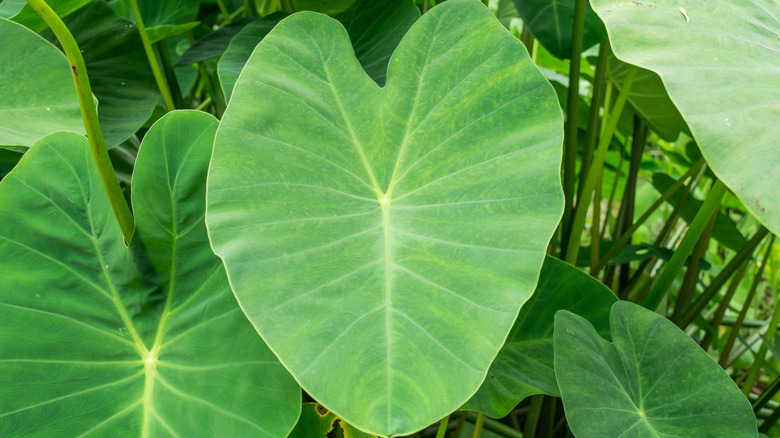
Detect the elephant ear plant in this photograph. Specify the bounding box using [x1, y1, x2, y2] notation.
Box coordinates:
[0, 0, 776, 436]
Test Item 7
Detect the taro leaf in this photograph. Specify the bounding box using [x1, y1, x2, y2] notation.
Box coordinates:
[113, 0, 200, 28]
[10, 0, 90, 32]
[0, 111, 300, 436]
[176, 17, 256, 66]
[0, 18, 83, 147]
[293, 0, 354, 15]
[218, 13, 286, 101]
[591, 0, 780, 236]
[207, 1, 564, 435]
[289, 403, 338, 438]
[0, 0, 25, 18]
[652, 173, 747, 251]
[609, 56, 684, 142]
[555, 301, 757, 437]
[512, 0, 606, 59]
[43, 1, 158, 147]
[146, 20, 200, 44]
[335, 0, 420, 86]
[464, 256, 616, 418]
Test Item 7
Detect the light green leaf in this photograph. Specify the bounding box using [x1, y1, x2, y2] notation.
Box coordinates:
[10, 0, 91, 32]
[591, 0, 780, 235]
[0, 0, 25, 18]
[0, 111, 300, 436]
[43, 2, 159, 147]
[335, 0, 420, 86]
[512, 0, 605, 59]
[218, 13, 286, 101]
[207, 1, 564, 435]
[0, 17, 83, 147]
[555, 301, 757, 437]
[464, 256, 617, 418]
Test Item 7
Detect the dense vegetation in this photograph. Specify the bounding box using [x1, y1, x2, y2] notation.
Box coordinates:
[0, 0, 778, 437]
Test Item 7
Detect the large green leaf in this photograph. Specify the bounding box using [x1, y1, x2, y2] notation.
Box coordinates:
[555, 301, 757, 437]
[334, 0, 420, 86]
[0, 0, 26, 18]
[43, 1, 159, 147]
[512, 0, 605, 59]
[207, 1, 564, 435]
[0, 111, 300, 436]
[464, 256, 617, 418]
[113, 0, 200, 28]
[0, 17, 83, 147]
[591, 0, 780, 235]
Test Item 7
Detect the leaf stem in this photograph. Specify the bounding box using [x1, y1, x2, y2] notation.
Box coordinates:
[579, 39, 609, 198]
[128, 0, 176, 112]
[592, 158, 704, 273]
[156, 41, 184, 109]
[24, 0, 134, 243]
[719, 235, 774, 367]
[471, 413, 485, 438]
[280, 0, 294, 13]
[435, 415, 450, 438]
[564, 65, 638, 264]
[560, 0, 588, 258]
[643, 179, 728, 311]
[216, 0, 232, 24]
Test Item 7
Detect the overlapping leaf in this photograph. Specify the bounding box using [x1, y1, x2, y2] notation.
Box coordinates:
[0, 111, 300, 437]
[512, 0, 605, 59]
[464, 256, 616, 418]
[592, 0, 780, 235]
[555, 301, 757, 437]
[207, 1, 564, 435]
[0, 17, 83, 147]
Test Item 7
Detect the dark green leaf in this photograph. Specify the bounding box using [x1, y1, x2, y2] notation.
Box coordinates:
[512, 0, 605, 59]
[176, 17, 256, 66]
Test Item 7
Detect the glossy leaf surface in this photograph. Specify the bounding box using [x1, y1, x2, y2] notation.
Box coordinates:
[207, 1, 564, 435]
[592, 0, 780, 235]
[512, 0, 605, 59]
[464, 256, 617, 418]
[555, 301, 757, 437]
[0, 111, 300, 437]
[0, 17, 83, 147]
[44, 1, 158, 147]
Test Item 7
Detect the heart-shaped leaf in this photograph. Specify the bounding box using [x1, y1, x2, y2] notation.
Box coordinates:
[591, 0, 780, 235]
[464, 256, 617, 418]
[0, 17, 83, 147]
[555, 301, 757, 437]
[207, 0, 564, 435]
[0, 111, 300, 436]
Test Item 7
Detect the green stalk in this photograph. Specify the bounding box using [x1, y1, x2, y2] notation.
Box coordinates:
[128, 0, 176, 112]
[592, 158, 704, 274]
[280, 0, 294, 13]
[754, 373, 780, 413]
[564, 65, 638, 265]
[719, 236, 774, 367]
[560, 0, 588, 258]
[435, 415, 450, 438]
[700, 261, 747, 351]
[643, 180, 728, 311]
[523, 395, 544, 438]
[742, 245, 780, 395]
[452, 412, 467, 438]
[579, 40, 609, 198]
[759, 405, 780, 434]
[590, 173, 603, 274]
[423, 0, 431, 13]
[600, 131, 623, 238]
[156, 41, 184, 109]
[216, 0, 232, 24]
[243, 0, 259, 16]
[671, 209, 717, 326]
[680, 226, 770, 327]
[472, 413, 485, 438]
[521, 25, 535, 57]
[25, 0, 134, 243]
[464, 413, 524, 438]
